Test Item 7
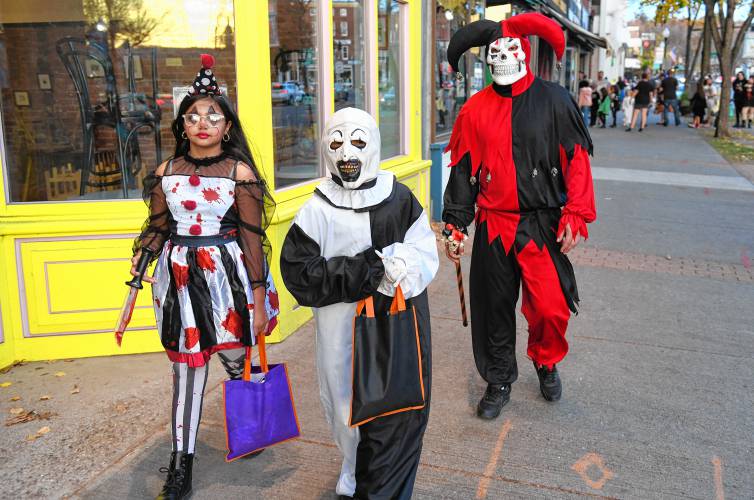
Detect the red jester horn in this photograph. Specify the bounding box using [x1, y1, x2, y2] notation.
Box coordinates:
[501, 13, 565, 61]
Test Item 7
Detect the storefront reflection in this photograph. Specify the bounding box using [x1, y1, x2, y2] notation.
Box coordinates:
[0, 1, 236, 203]
[269, 2, 320, 189]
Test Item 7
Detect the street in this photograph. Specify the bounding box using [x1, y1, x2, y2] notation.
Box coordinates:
[2, 113, 753, 499]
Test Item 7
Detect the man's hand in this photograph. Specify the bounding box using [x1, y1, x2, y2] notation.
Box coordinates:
[557, 223, 581, 254]
[445, 240, 463, 263]
[442, 224, 467, 263]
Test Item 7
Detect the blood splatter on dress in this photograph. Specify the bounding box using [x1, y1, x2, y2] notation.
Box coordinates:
[135, 153, 279, 367]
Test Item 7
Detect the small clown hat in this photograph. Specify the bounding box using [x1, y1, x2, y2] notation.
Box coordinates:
[188, 54, 222, 96]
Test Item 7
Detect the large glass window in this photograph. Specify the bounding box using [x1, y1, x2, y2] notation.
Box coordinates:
[333, 0, 366, 112]
[1, 0, 236, 203]
[378, 0, 403, 159]
[269, 0, 320, 190]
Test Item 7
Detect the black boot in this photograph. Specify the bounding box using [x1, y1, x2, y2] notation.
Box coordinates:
[534, 362, 562, 402]
[476, 383, 511, 420]
[157, 452, 193, 499]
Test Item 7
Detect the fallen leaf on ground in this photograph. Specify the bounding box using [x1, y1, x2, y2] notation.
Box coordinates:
[26, 433, 39, 441]
[5, 410, 56, 426]
[64, 359, 74, 363]
[9, 407, 24, 415]
[9, 396, 21, 402]
[54, 372, 66, 377]
[0, 382, 12, 388]
[70, 385, 80, 395]
[37, 426, 50, 435]
[40, 395, 51, 401]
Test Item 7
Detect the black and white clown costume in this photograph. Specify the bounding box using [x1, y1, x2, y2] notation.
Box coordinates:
[281, 108, 439, 498]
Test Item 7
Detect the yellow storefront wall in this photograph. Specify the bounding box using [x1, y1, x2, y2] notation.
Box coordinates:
[0, 1, 429, 369]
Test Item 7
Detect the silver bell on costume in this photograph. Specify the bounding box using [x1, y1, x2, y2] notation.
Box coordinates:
[322, 107, 381, 190]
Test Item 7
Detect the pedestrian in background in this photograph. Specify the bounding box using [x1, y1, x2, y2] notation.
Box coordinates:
[733, 71, 746, 128]
[590, 85, 600, 127]
[660, 69, 681, 126]
[609, 84, 620, 127]
[703, 77, 719, 127]
[742, 76, 754, 129]
[627, 72, 653, 132]
[622, 84, 635, 128]
[597, 87, 610, 128]
[689, 86, 707, 128]
[578, 74, 592, 126]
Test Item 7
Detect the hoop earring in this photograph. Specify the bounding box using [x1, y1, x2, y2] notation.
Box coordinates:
[223, 133, 231, 142]
[181, 131, 187, 139]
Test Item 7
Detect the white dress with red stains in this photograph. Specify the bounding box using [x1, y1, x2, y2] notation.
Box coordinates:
[141, 155, 279, 367]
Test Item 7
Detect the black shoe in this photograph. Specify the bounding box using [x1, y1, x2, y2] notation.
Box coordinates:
[476, 383, 511, 420]
[638, 127, 644, 132]
[534, 362, 562, 402]
[157, 452, 193, 499]
[625, 127, 632, 132]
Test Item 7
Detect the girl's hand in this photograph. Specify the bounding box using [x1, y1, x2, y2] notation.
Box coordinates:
[253, 307, 270, 337]
[131, 249, 156, 284]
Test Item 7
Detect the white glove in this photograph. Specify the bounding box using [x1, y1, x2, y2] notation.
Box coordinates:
[375, 250, 408, 286]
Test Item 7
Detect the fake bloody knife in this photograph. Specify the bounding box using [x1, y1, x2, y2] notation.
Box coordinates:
[115, 249, 154, 346]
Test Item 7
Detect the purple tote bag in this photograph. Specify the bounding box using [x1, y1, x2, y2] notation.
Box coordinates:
[223, 335, 300, 461]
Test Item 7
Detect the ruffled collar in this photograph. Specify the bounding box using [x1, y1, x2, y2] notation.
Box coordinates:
[314, 171, 395, 212]
[184, 151, 228, 167]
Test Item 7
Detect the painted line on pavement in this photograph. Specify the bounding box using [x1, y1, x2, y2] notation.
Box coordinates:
[476, 418, 513, 498]
[592, 167, 754, 192]
[712, 455, 725, 500]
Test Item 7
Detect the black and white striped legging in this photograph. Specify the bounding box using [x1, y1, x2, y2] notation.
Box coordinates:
[170, 348, 246, 454]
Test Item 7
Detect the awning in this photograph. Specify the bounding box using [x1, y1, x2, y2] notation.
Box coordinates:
[539, 3, 609, 50]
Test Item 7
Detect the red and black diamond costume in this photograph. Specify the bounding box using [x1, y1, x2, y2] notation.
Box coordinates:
[442, 13, 596, 388]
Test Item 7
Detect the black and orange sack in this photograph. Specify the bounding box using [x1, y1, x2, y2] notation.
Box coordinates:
[349, 286, 425, 427]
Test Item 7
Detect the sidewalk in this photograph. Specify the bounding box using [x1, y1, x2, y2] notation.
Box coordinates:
[2, 117, 753, 499]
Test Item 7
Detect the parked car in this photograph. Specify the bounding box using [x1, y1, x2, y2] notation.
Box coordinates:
[271, 82, 304, 105]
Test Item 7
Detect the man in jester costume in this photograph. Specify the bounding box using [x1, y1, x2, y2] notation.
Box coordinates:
[442, 13, 596, 419]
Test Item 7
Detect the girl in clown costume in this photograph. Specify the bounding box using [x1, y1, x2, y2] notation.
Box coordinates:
[131, 54, 278, 500]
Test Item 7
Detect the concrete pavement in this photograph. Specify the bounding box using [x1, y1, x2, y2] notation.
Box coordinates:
[2, 113, 753, 499]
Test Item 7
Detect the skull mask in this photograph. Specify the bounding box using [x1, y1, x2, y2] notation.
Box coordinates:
[486, 37, 527, 86]
[322, 107, 381, 190]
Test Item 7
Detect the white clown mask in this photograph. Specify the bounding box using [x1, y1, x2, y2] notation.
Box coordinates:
[322, 107, 381, 190]
[486, 37, 527, 86]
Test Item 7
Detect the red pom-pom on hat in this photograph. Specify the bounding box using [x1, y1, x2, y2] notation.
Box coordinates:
[200, 53, 215, 69]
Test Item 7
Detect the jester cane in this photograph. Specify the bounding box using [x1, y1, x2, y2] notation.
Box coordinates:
[114, 248, 154, 346]
[443, 224, 468, 327]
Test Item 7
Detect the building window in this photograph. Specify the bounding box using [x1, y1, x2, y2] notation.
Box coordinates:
[333, 1, 365, 112]
[269, 0, 320, 189]
[340, 8, 347, 17]
[0, 1, 236, 203]
[378, 0, 404, 159]
[340, 21, 348, 37]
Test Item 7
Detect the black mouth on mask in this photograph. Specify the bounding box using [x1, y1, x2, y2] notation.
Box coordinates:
[336, 159, 362, 182]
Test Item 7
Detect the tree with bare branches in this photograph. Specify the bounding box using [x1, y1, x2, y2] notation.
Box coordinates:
[702, 0, 754, 137]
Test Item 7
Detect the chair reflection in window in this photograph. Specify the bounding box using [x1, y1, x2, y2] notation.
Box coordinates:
[55, 36, 161, 198]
